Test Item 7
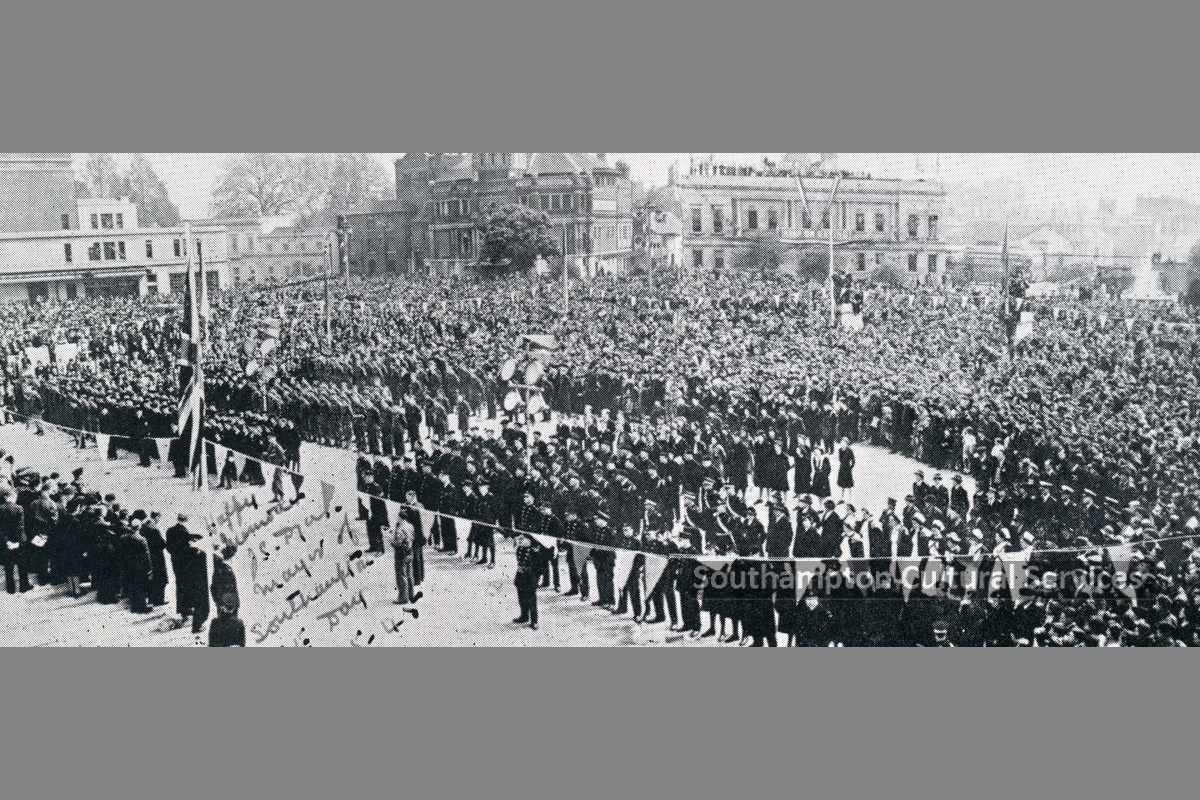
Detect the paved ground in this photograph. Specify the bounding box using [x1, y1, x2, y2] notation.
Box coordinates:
[0, 421, 971, 647]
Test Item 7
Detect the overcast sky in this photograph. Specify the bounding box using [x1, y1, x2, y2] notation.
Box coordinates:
[77, 154, 1200, 220]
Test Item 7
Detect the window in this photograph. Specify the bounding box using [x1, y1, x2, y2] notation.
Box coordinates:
[542, 195, 551, 210]
[856, 212, 866, 233]
[247, 236, 255, 252]
[101, 213, 114, 229]
[118, 241, 126, 260]
[173, 239, 182, 258]
[551, 194, 561, 211]
[691, 206, 702, 234]
[282, 241, 289, 252]
[803, 210, 812, 229]
[712, 205, 724, 235]
[822, 210, 830, 230]
[103, 242, 117, 260]
[857, 252, 866, 271]
[519, 196, 527, 206]
[115, 213, 123, 229]
[266, 243, 274, 253]
[768, 208, 778, 230]
[90, 214, 99, 229]
[927, 215, 938, 240]
[875, 212, 886, 233]
[908, 214, 919, 239]
[61, 214, 70, 230]
[908, 253, 918, 272]
[928, 254, 938, 272]
[299, 240, 306, 252]
[714, 250, 724, 272]
[876, 253, 883, 265]
[64, 243, 72, 263]
[693, 249, 704, 269]
[747, 207, 758, 230]
[89, 243, 101, 261]
[146, 240, 153, 258]
[230, 235, 238, 252]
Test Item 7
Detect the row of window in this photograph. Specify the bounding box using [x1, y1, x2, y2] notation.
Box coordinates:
[436, 193, 607, 219]
[88, 212, 124, 230]
[64, 238, 193, 264]
[689, 248, 941, 273]
[689, 205, 939, 239]
[849, 252, 941, 272]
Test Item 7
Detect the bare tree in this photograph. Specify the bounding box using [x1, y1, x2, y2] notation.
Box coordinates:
[212, 153, 304, 217]
[211, 153, 388, 225]
[81, 153, 122, 198]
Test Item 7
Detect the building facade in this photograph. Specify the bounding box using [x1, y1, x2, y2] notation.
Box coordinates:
[670, 155, 949, 284]
[0, 199, 229, 303]
[0, 153, 78, 234]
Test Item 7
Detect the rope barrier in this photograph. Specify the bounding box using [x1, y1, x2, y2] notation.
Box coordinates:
[4, 407, 1193, 563]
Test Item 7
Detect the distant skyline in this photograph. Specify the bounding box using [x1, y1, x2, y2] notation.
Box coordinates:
[72, 153, 1200, 221]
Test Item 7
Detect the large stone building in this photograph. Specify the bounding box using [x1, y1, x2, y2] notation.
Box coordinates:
[670, 154, 950, 284]
[345, 153, 635, 278]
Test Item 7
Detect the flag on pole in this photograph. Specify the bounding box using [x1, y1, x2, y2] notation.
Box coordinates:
[177, 223, 206, 491]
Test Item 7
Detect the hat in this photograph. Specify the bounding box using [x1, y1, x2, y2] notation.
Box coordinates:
[177, 513, 189, 522]
[952, 475, 962, 484]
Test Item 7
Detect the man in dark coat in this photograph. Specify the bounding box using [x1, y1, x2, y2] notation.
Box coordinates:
[140, 511, 169, 606]
[118, 520, 153, 613]
[472, 477, 501, 567]
[512, 533, 547, 630]
[0, 489, 30, 594]
[26, 486, 59, 585]
[165, 513, 201, 625]
[210, 544, 240, 616]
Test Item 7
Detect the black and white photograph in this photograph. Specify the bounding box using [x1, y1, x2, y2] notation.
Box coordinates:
[2, 151, 1199, 648]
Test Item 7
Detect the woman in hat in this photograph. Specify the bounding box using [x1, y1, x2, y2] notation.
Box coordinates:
[810, 444, 832, 500]
[836, 437, 856, 502]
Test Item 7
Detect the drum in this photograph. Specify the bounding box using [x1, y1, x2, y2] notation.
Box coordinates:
[503, 390, 522, 412]
[500, 358, 517, 382]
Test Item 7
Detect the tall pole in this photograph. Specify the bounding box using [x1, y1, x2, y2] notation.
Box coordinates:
[827, 175, 841, 326]
[344, 224, 352, 292]
[563, 225, 570, 316]
[324, 237, 332, 346]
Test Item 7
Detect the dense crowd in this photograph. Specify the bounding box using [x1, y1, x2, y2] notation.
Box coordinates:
[4, 269, 1200, 645]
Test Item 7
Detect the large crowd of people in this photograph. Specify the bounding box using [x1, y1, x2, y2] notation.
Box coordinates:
[4, 268, 1200, 646]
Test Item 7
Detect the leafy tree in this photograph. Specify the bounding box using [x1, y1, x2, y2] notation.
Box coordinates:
[476, 204, 560, 274]
[81, 153, 122, 198]
[1182, 243, 1200, 305]
[296, 153, 388, 228]
[75, 179, 91, 199]
[120, 154, 181, 227]
[732, 231, 788, 278]
[869, 262, 908, 288]
[795, 247, 831, 283]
